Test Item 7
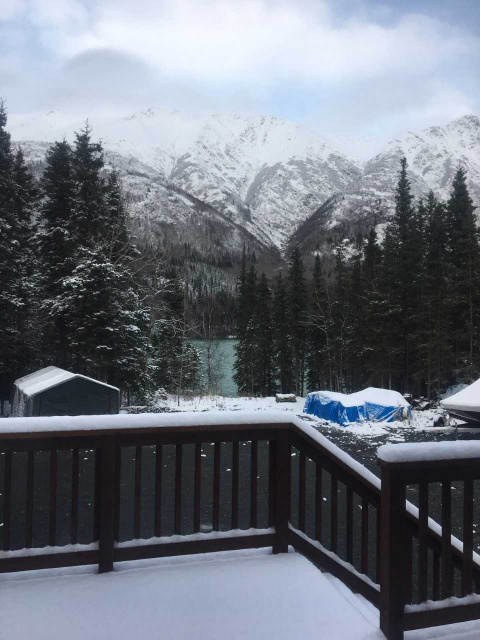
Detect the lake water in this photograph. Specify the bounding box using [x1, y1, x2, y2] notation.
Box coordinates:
[190, 339, 238, 397]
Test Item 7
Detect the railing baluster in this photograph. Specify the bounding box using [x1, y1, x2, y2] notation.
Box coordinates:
[346, 487, 353, 564]
[251, 441, 258, 529]
[267, 440, 275, 527]
[315, 462, 322, 544]
[433, 551, 441, 601]
[331, 475, 338, 553]
[376, 506, 381, 584]
[174, 444, 182, 535]
[49, 449, 57, 547]
[418, 482, 429, 603]
[94, 448, 101, 541]
[442, 480, 453, 599]
[98, 440, 115, 573]
[232, 441, 239, 529]
[134, 445, 142, 539]
[25, 451, 34, 548]
[154, 444, 162, 537]
[298, 450, 306, 533]
[406, 532, 413, 605]
[194, 443, 201, 533]
[273, 429, 289, 554]
[463, 478, 474, 596]
[71, 448, 79, 544]
[379, 466, 408, 640]
[3, 451, 12, 551]
[361, 497, 368, 574]
[114, 446, 121, 541]
[213, 443, 220, 531]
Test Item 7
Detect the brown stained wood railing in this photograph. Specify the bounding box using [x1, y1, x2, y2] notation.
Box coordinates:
[379, 454, 480, 640]
[2, 416, 480, 640]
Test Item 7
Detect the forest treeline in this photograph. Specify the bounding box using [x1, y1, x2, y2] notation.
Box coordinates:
[0, 103, 201, 409]
[1, 98, 479, 405]
[234, 158, 479, 400]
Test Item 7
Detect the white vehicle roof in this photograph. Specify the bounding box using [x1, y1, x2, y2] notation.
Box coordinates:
[440, 378, 480, 412]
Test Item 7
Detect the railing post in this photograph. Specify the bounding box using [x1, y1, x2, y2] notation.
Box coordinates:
[379, 464, 408, 640]
[99, 438, 116, 573]
[273, 428, 290, 554]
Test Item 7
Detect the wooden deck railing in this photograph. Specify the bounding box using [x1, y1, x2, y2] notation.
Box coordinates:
[1, 416, 479, 640]
[378, 445, 480, 640]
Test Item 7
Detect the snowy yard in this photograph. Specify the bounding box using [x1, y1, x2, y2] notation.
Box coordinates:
[1, 548, 478, 640]
[151, 393, 461, 441]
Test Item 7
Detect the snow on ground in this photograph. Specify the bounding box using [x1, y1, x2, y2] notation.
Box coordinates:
[148, 394, 462, 442]
[2, 548, 478, 640]
[0, 549, 384, 640]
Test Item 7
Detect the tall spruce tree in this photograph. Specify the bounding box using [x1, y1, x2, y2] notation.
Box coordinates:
[418, 193, 451, 397]
[71, 124, 107, 244]
[306, 254, 335, 391]
[234, 264, 258, 394]
[361, 227, 391, 387]
[10, 148, 39, 377]
[37, 140, 77, 367]
[288, 247, 307, 396]
[0, 103, 38, 409]
[255, 273, 276, 396]
[273, 273, 292, 393]
[445, 167, 480, 381]
[381, 158, 423, 392]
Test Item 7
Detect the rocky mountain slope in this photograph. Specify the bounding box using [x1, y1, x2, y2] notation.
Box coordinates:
[8, 109, 480, 260]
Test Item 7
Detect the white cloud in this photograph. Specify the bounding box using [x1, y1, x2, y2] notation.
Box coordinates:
[1, 0, 479, 138]
[29, 0, 476, 87]
[0, 0, 26, 22]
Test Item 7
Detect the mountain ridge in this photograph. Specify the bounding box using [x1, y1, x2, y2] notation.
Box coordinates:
[8, 109, 480, 258]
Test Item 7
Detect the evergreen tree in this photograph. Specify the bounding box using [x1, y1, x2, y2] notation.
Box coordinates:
[37, 140, 77, 366]
[306, 254, 333, 391]
[0, 102, 38, 407]
[273, 273, 293, 393]
[381, 158, 423, 392]
[255, 273, 276, 396]
[288, 247, 307, 396]
[445, 167, 480, 381]
[37, 130, 154, 397]
[10, 148, 39, 377]
[331, 244, 352, 391]
[233, 264, 258, 394]
[71, 124, 107, 244]
[360, 227, 391, 387]
[417, 193, 451, 397]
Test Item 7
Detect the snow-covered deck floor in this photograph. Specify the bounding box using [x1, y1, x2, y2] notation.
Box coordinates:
[1, 549, 478, 640]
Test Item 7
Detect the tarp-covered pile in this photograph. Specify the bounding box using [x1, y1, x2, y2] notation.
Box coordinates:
[303, 387, 411, 426]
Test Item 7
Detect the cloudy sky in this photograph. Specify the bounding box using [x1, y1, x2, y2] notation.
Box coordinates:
[1, 0, 479, 140]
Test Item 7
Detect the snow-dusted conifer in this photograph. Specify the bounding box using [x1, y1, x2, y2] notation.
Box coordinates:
[0, 103, 38, 408]
[273, 273, 292, 394]
[288, 246, 307, 396]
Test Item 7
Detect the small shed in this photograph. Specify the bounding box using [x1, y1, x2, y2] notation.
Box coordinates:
[12, 366, 120, 417]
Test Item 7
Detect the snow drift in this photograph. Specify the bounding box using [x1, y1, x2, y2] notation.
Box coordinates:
[303, 387, 411, 426]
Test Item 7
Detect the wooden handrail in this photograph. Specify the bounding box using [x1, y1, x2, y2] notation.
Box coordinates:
[1, 415, 479, 640]
[378, 451, 480, 640]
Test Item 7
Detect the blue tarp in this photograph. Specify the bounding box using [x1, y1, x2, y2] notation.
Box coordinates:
[303, 387, 411, 426]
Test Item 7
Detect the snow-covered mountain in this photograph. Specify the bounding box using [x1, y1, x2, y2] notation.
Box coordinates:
[8, 109, 480, 258]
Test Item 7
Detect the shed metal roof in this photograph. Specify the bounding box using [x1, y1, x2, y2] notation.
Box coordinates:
[14, 366, 119, 397]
